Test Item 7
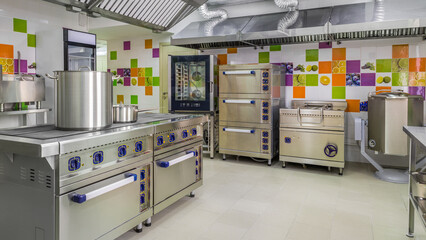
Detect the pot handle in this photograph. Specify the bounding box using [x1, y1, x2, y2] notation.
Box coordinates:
[137, 108, 158, 112]
[45, 73, 58, 80]
[79, 66, 92, 71]
[112, 75, 121, 80]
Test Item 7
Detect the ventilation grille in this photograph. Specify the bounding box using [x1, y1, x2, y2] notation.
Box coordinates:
[0, 163, 3, 176]
[21, 167, 52, 189]
[176, 27, 426, 50]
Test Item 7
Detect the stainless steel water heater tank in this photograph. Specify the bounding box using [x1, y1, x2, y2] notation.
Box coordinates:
[368, 92, 424, 156]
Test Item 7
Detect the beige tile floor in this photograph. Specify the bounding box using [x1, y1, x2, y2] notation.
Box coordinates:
[117, 155, 426, 240]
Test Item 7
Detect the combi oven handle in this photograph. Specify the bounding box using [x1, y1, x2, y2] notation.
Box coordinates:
[296, 107, 324, 125]
[223, 128, 255, 134]
[70, 173, 137, 204]
[157, 151, 196, 168]
[222, 70, 255, 75]
[222, 99, 255, 104]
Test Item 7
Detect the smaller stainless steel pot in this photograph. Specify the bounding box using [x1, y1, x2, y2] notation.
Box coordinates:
[113, 105, 156, 123]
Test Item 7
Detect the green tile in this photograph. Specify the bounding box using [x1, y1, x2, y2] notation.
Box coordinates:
[113, 79, 117, 86]
[306, 49, 319, 62]
[293, 74, 306, 87]
[145, 67, 153, 77]
[259, 52, 270, 63]
[131, 59, 138, 68]
[392, 72, 409, 86]
[27, 34, 36, 47]
[332, 87, 346, 99]
[131, 95, 138, 105]
[306, 74, 318, 86]
[13, 18, 27, 33]
[21, 102, 28, 110]
[270, 45, 281, 51]
[145, 76, 153, 86]
[391, 58, 409, 72]
[153, 77, 160, 86]
[110, 51, 117, 60]
[376, 59, 391, 72]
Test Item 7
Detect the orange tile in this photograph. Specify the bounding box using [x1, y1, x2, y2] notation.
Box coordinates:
[131, 68, 138, 77]
[218, 54, 227, 65]
[293, 87, 305, 98]
[346, 99, 360, 112]
[332, 74, 346, 86]
[145, 86, 153, 96]
[319, 61, 332, 74]
[332, 48, 346, 60]
[393, 44, 409, 58]
[227, 48, 238, 54]
[145, 39, 152, 49]
[117, 95, 124, 104]
[0, 44, 13, 58]
[138, 77, 145, 86]
[409, 58, 426, 72]
[376, 86, 391, 93]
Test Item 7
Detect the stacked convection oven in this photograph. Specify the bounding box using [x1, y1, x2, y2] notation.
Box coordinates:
[218, 64, 285, 166]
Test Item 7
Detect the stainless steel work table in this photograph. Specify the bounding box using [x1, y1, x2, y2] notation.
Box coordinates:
[404, 126, 426, 238]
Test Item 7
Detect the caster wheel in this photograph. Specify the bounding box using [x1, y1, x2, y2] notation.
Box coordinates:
[134, 227, 143, 233]
[144, 222, 152, 227]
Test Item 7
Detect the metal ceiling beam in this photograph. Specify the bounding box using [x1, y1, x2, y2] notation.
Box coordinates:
[179, 0, 207, 8]
[87, 0, 105, 9]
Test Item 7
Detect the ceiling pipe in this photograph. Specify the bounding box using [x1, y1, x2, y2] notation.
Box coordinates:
[274, 0, 298, 11]
[275, 0, 299, 32]
[198, 3, 229, 36]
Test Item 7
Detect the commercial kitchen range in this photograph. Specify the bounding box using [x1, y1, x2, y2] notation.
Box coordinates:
[0, 112, 206, 240]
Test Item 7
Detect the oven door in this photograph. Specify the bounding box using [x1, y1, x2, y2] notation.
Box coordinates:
[154, 145, 201, 205]
[219, 97, 270, 124]
[58, 168, 140, 240]
[219, 68, 269, 94]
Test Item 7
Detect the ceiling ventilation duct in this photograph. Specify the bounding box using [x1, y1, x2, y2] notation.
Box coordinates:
[198, 3, 228, 36]
[274, 0, 299, 33]
[171, 0, 426, 49]
[41, 0, 207, 31]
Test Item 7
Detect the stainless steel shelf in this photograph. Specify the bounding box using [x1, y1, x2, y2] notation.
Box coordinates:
[0, 108, 51, 116]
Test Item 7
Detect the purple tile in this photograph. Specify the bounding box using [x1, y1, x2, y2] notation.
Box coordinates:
[409, 87, 425, 99]
[347, 60, 361, 73]
[361, 73, 376, 86]
[152, 48, 159, 58]
[285, 74, 293, 86]
[14, 59, 28, 73]
[124, 77, 131, 86]
[124, 68, 130, 77]
[319, 42, 332, 49]
[346, 73, 361, 86]
[107, 69, 111, 72]
[117, 68, 124, 77]
[123, 41, 131, 50]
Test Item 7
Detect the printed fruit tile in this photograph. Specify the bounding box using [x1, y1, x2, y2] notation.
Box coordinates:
[293, 74, 306, 86]
[346, 99, 360, 112]
[284, 62, 293, 74]
[392, 72, 409, 86]
[131, 68, 138, 77]
[391, 59, 409, 72]
[409, 86, 425, 99]
[319, 61, 332, 74]
[293, 86, 305, 98]
[332, 60, 346, 74]
[306, 74, 318, 86]
[0, 58, 14, 73]
[375, 73, 392, 86]
[332, 48, 346, 60]
[123, 68, 130, 77]
[332, 74, 346, 87]
[306, 49, 319, 62]
[145, 76, 153, 86]
[409, 58, 426, 72]
[131, 77, 138, 86]
[319, 48, 332, 61]
[319, 74, 331, 86]
[116, 77, 124, 85]
[305, 63, 318, 73]
[294, 62, 306, 73]
[117, 95, 124, 104]
[346, 73, 361, 86]
[376, 86, 391, 93]
[346, 60, 361, 73]
[376, 59, 391, 72]
[332, 87, 346, 99]
[392, 44, 409, 59]
[113, 79, 117, 86]
[361, 60, 376, 73]
[360, 73, 375, 86]
[138, 68, 145, 77]
[408, 72, 426, 86]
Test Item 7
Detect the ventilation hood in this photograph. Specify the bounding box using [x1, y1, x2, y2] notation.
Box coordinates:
[171, 0, 426, 49]
[42, 0, 207, 31]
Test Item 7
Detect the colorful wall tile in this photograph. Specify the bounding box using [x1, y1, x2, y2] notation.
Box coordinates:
[145, 39, 152, 49]
[13, 18, 27, 33]
[123, 41, 131, 50]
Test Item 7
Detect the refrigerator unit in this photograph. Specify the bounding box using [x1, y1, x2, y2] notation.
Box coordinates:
[63, 29, 96, 71]
[218, 64, 285, 166]
[168, 55, 218, 159]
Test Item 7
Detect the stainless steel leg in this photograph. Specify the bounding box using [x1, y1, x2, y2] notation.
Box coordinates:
[134, 223, 143, 233]
[328, 166, 331, 172]
[407, 200, 415, 238]
[268, 159, 272, 166]
[0, 103, 4, 112]
[210, 115, 214, 159]
[339, 168, 344, 176]
[144, 217, 152, 227]
[223, 154, 226, 160]
[407, 138, 416, 238]
[302, 164, 307, 169]
[282, 162, 286, 168]
[189, 191, 195, 198]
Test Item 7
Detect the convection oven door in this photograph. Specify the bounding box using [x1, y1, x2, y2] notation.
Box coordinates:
[219, 68, 270, 94]
[219, 98, 271, 124]
[154, 145, 201, 205]
[58, 168, 141, 240]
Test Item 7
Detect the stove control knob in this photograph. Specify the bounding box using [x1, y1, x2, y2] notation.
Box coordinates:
[135, 141, 143, 152]
[93, 151, 104, 164]
[118, 145, 127, 157]
[191, 128, 197, 136]
[68, 157, 81, 171]
[169, 133, 176, 142]
[182, 130, 188, 139]
[157, 136, 164, 146]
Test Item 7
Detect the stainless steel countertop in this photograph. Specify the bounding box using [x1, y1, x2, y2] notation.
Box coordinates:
[0, 113, 206, 157]
[404, 126, 426, 148]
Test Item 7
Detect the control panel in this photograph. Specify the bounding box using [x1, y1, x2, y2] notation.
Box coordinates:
[195, 146, 202, 181]
[60, 135, 153, 177]
[139, 164, 151, 212]
[261, 130, 270, 153]
[154, 125, 201, 150]
[261, 70, 269, 92]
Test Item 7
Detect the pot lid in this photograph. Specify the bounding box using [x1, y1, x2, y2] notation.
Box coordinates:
[373, 91, 423, 99]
